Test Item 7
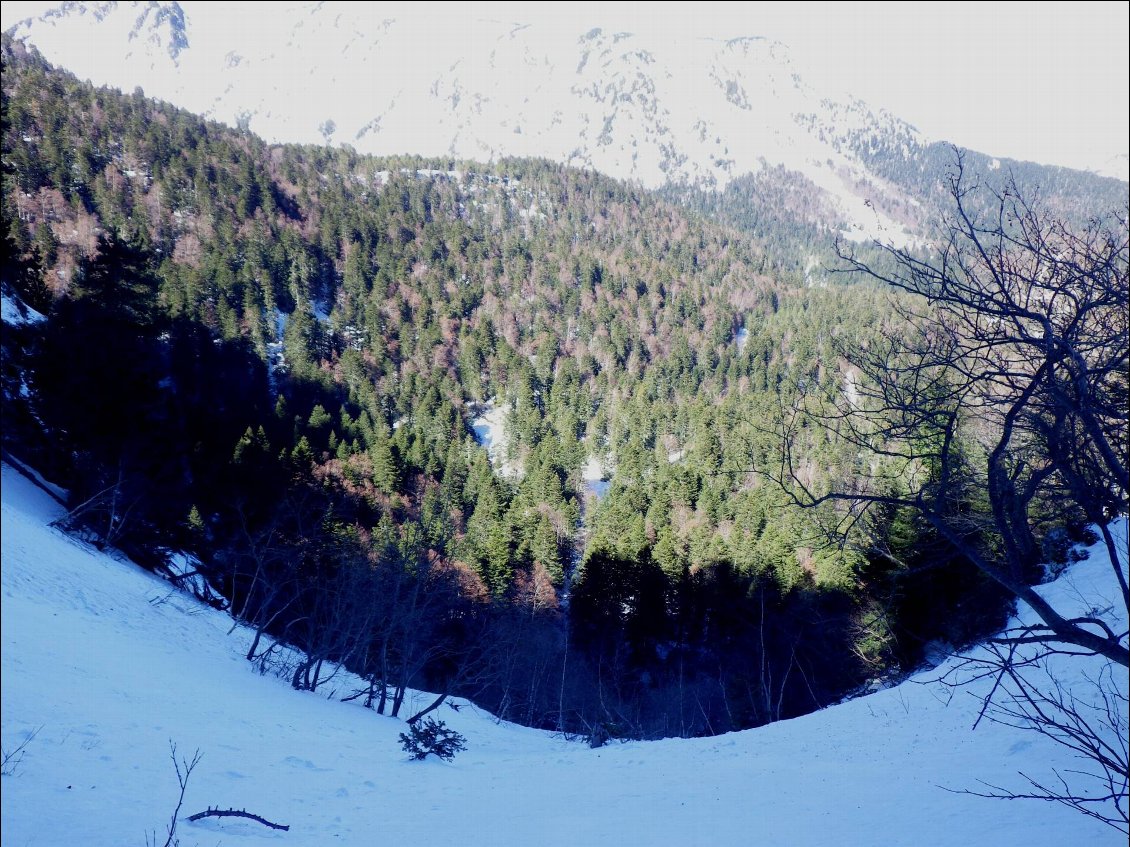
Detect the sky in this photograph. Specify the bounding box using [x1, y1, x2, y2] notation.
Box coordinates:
[1, 1, 1127, 175]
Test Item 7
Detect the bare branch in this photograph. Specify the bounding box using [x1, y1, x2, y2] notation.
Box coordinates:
[185, 807, 289, 831]
[147, 741, 202, 847]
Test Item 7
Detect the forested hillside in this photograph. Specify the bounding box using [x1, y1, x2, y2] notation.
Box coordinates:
[667, 135, 1127, 265]
[2, 36, 1094, 739]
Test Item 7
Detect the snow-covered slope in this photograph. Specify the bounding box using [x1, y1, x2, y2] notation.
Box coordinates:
[5, 1, 926, 243]
[1, 461, 1125, 845]
[1, 291, 45, 326]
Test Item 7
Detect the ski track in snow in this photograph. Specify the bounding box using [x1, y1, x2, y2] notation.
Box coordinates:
[1, 462, 1125, 846]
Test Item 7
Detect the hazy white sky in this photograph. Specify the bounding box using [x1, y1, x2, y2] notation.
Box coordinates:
[3, 1, 1127, 174]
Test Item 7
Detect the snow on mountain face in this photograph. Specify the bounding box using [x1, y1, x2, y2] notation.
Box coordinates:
[7, 1, 921, 242]
[15, 0, 188, 67]
[1098, 153, 1130, 182]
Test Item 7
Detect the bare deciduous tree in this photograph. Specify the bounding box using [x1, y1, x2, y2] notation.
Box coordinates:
[774, 152, 1127, 666]
[768, 152, 1128, 824]
[942, 641, 1128, 833]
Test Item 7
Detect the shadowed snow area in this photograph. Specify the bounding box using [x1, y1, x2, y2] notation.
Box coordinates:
[1, 463, 1124, 845]
[1, 292, 45, 325]
[471, 400, 522, 479]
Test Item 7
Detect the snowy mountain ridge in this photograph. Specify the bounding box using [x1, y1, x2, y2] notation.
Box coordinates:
[5, 1, 945, 243]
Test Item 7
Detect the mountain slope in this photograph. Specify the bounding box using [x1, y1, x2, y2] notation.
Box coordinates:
[11, 2, 1127, 248]
[2, 1, 960, 244]
[6, 3, 886, 181]
[2, 462, 1125, 845]
[6, 32, 1127, 744]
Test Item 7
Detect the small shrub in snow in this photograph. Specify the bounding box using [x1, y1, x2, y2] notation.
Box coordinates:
[1039, 526, 1093, 582]
[1, 725, 42, 776]
[398, 718, 466, 761]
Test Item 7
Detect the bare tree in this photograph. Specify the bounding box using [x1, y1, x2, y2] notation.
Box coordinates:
[50, 460, 140, 551]
[767, 152, 1127, 823]
[772, 152, 1127, 666]
[942, 640, 1128, 833]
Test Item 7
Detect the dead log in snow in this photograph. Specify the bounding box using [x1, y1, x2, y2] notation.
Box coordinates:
[186, 807, 289, 831]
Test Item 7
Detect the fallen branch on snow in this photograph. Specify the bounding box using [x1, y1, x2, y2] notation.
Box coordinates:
[186, 807, 289, 831]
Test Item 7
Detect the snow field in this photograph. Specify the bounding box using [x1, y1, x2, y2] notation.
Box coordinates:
[2, 463, 1124, 845]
